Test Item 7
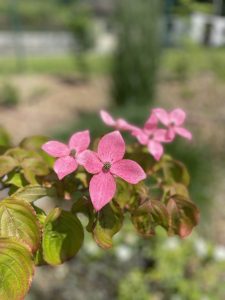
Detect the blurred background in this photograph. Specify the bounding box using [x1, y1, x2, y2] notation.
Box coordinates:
[0, 0, 225, 299]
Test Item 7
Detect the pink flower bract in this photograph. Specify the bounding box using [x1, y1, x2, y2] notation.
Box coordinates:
[153, 108, 192, 141]
[78, 131, 146, 211]
[42, 130, 90, 180]
[100, 110, 139, 132]
[131, 112, 169, 161]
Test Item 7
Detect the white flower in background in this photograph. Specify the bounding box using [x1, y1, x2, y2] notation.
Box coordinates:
[213, 245, 225, 261]
[84, 240, 100, 256]
[194, 238, 208, 257]
[116, 245, 133, 262]
[164, 237, 180, 250]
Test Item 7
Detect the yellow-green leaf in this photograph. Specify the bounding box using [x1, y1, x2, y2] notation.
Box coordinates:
[0, 155, 17, 177]
[93, 202, 123, 249]
[0, 199, 41, 252]
[0, 237, 34, 300]
[43, 208, 84, 265]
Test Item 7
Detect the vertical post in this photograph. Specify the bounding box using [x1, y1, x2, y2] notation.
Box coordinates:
[9, 0, 26, 72]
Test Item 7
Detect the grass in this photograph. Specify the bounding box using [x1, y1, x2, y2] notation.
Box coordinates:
[0, 54, 112, 75]
[1, 45, 225, 79]
[162, 45, 225, 80]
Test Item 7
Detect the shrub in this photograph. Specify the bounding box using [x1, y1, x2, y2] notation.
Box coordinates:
[0, 82, 20, 107]
[112, 0, 162, 107]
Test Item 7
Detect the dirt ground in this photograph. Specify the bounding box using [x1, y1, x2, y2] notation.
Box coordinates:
[0, 75, 109, 143]
[0, 73, 224, 152]
[0, 73, 225, 243]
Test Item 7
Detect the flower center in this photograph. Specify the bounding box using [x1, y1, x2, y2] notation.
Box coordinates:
[70, 149, 76, 158]
[170, 121, 175, 127]
[149, 133, 154, 140]
[103, 162, 111, 173]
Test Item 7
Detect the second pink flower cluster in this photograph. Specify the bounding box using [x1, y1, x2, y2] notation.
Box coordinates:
[100, 108, 192, 161]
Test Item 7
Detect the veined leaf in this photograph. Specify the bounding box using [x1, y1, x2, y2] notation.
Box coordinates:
[0, 198, 41, 252]
[11, 184, 52, 203]
[167, 195, 200, 238]
[0, 237, 34, 300]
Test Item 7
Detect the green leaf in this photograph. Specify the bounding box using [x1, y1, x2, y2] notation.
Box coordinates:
[0, 155, 17, 177]
[12, 184, 52, 203]
[5, 147, 29, 162]
[0, 238, 34, 300]
[72, 196, 95, 232]
[20, 135, 48, 150]
[32, 204, 46, 225]
[22, 157, 49, 176]
[0, 198, 41, 252]
[34, 248, 46, 266]
[0, 126, 12, 147]
[5, 172, 25, 188]
[115, 180, 135, 210]
[93, 202, 123, 249]
[32, 205, 47, 266]
[154, 155, 190, 186]
[167, 195, 200, 238]
[131, 200, 169, 237]
[43, 208, 84, 265]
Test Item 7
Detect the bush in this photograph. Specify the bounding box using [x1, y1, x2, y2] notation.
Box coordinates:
[0, 82, 20, 107]
[112, 0, 162, 107]
[67, 4, 95, 79]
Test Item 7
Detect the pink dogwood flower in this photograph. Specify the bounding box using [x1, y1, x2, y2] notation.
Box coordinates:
[153, 108, 192, 141]
[42, 130, 90, 180]
[100, 110, 139, 132]
[131, 114, 168, 161]
[77, 131, 146, 211]
[130, 112, 168, 161]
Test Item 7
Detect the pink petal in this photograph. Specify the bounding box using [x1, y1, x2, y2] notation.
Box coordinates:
[144, 113, 158, 132]
[117, 119, 139, 132]
[153, 108, 170, 126]
[100, 110, 116, 127]
[175, 127, 192, 140]
[132, 130, 148, 145]
[111, 159, 146, 184]
[89, 172, 116, 211]
[166, 128, 176, 141]
[77, 150, 103, 174]
[42, 141, 69, 157]
[154, 129, 170, 143]
[170, 109, 186, 126]
[69, 130, 90, 153]
[98, 131, 125, 163]
[54, 156, 78, 180]
[148, 140, 164, 161]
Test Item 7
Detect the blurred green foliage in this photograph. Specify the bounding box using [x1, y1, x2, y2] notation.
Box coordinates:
[173, 0, 213, 15]
[0, 54, 112, 75]
[67, 4, 95, 79]
[119, 230, 225, 300]
[0, 126, 11, 147]
[0, 82, 20, 107]
[0, 0, 79, 30]
[1, 46, 225, 80]
[112, 0, 162, 107]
